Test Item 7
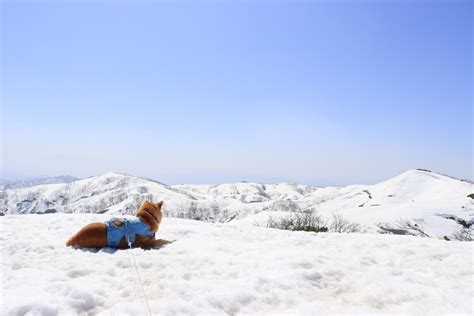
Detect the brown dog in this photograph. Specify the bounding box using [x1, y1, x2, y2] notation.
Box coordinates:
[66, 201, 171, 249]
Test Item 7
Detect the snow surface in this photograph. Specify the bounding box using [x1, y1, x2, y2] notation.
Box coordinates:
[1, 213, 472, 315]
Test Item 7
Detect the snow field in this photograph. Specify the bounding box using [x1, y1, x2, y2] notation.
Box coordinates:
[1, 213, 472, 315]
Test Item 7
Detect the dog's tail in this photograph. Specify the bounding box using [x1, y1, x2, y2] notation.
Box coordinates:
[66, 234, 78, 246]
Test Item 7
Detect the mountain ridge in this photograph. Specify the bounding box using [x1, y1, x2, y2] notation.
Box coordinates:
[0, 175, 79, 190]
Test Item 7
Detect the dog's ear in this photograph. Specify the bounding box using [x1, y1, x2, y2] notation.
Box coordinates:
[156, 201, 163, 208]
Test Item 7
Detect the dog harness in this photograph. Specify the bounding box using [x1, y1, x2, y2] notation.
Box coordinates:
[104, 217, 155, 247]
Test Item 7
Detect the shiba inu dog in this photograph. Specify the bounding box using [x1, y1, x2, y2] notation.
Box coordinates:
[66, 201, 170, 249]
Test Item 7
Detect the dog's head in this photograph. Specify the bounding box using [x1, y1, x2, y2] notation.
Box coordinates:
[136, 201, 164, 233]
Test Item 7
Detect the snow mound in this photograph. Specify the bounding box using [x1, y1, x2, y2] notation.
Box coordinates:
[1, 214, 472, 315]
[369, 169, 468, 204]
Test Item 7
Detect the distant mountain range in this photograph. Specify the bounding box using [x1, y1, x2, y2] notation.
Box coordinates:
[0, 175, 79, 190]
[1, 170, 472, 237]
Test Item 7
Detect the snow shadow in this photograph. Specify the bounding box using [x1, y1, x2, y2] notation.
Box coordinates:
[72, 246, 167, 254]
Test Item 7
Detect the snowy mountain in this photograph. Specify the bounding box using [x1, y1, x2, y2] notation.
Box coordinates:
[0, 175, 79, 190]
[0, 172, 317, 217]
[1, 170, 472, 237]
[0, 172, 191, 216]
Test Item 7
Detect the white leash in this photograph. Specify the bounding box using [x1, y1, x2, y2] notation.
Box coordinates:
[125, 221, 152, 316]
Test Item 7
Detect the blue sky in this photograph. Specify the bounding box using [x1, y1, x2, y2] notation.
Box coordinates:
[1, 0, 472, 185]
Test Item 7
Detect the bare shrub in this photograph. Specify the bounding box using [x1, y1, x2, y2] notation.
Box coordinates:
[378, 218, 430, 237]
[179, 202, 211, 221]
[266, 212, 328, 233]
[451, 228, 473, 241]
[166, 202, 223, 222]
[210, 202, 220, 220]
[330, 213, 361, 233]
[186, 202, 200, 220]
[271, 200, 300, 212]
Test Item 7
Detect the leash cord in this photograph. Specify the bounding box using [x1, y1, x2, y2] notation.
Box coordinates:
[125, 221, 153, 316]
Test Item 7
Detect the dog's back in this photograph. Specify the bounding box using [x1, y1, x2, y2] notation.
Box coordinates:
[66, 222, 107, 247]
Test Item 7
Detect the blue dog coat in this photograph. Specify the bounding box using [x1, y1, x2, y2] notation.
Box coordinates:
[104, 217, 155, 247]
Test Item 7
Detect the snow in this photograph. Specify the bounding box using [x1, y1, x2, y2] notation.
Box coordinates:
[1, 213, 472, 315]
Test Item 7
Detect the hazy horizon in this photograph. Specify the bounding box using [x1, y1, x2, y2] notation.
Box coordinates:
[1, 0, 472, 186]
[1, 168, 471, 188]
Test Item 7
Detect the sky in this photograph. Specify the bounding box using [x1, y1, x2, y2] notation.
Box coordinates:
[1, 0, 472, 186]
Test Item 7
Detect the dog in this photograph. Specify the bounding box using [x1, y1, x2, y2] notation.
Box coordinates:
[66, 201, 171, 249]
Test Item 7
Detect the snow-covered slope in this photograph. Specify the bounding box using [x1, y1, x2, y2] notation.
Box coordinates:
[1, 170, 472, 236]
[0, 172, 192, 216]
[0, 175, 79, 190]
[1, 213, 472, 315]
[0, 173, 318, 217]
[238, 170, 473, 236]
